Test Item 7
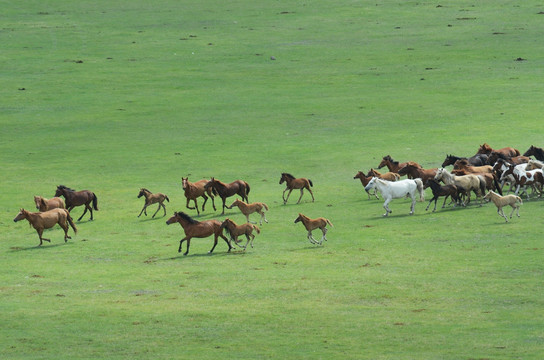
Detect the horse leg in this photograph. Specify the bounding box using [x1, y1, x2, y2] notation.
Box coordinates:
[179, 237, 190, 255]
[307, 186, 315, 202]
[60, 221, 71, 242]
[208, 191, 217, 211]
[138, 204, 148, 217]
[220, 233, 232, 252]
[185, 197, 196, 210]
[283, 189, 292, 204]
[382, 198, 392, 217]
[221, 197, 227, 215]
[307, 230, 317, 244]
[78, 205, 90, 221]
[152, 203, 162, 218]
[201, 194, 208, 212]
[37, 229, 50, 246]
[296, 189, 305, 204]
[259, 211, 268, 225]
[193, 198, 200, 215]
[425, 196, 436, 211]
[409, 195, 416, 215]
[320, 227, 328, 244]
[497, 207, 508, 222]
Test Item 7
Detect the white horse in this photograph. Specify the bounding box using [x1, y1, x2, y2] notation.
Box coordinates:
[364, 177, 424, 217]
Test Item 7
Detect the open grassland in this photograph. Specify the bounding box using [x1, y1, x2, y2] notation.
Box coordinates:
[1, 1, 543, 359]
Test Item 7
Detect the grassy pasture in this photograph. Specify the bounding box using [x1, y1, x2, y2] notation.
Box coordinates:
[1, 1, 543, 359]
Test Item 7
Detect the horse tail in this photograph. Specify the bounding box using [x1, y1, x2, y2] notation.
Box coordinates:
[326, 219, 334, 227]
[517, 196, 523, 205]
[492, 173, 503, 195]
[165, 196, 170, 202]
[253, 225, 261, 234]
[308, 179, 314, 187]
[478, 176, 486, 196]
[92, 193, 99, 211]
[66, 210, 77, 234]
[262, 203, 269, 211]
[245, 182, 251, 196]
[414, 179, 425, 201]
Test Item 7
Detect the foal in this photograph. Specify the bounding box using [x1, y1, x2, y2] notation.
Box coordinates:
[483, 191, 522, 222]
[280, 173, 315, 204]
[13, 208, 77, 246]
[221, 218, 261, 250]
[294, 213, 333, 245]
[138, 188, 170, 218]
[227, 199, 269, 225]
[425, 179, 460, 212]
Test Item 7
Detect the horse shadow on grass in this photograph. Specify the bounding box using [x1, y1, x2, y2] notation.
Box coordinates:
[9, 241, 73, 252]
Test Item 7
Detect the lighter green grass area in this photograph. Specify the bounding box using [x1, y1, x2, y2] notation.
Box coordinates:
[1, 1, 543, 359]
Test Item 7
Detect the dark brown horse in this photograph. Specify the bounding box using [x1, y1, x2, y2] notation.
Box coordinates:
[523, 145, 544, 161]
[477, 143, 520, 158]
[279, 173, 314, 204]
[377, 155, 422, 178]
[204, 177, 250, 215]
[181, 177, 216, 215]
[166, 211, 232, 255]
[397, 164, 438, 187]
[13, 208, 77, 246]
[441, 153, 488, 167]
[55, 185, 98, 221]
[487, 151, 529, 166]
[425, 179, 460, 212]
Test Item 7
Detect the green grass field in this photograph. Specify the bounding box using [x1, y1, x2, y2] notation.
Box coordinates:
[2, 1, 543, 359]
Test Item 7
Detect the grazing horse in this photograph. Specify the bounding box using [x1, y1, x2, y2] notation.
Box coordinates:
[165, 211, 232, 255]
[181, 177, 216, 215]
[397, 164, 437, 187]
[13, 208, 77, 246]
[453, 159, 493, 173]
[366, 168, 400, 182]
[425, 179, 460, 212]
[34, 196, 65, 212]
[294, 213, 333, 245]
[483, 191, 522, 222]
[54, 185, 98, 221]
[434, 168, 485, 206]
[523, 145, 544, 161]
[377, 155, 421, 178]
[137, 188, 169, 218]
[487, 151, 529, 166]
[500, 163, 543, 199]
[353, 171, 379, 199]
[204, 177, 250, 215]
[220, 218, 260, 250]
[279, 173, 315, 204]
[477, 143, 520, 158]
[364, 177, 424, 217]
[441, 153, 488, 167]
[227, 199, 269, 225]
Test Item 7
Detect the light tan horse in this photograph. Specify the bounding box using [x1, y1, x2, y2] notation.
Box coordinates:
[138, 188, 169, 218]
[280, 173, 315, 204]
[227, 199, 269, 225]
[13, 208, 77, 246]
[181, 177, 216, 215]
[166, 211, 232, 255]
[434, 168, 485, 206]
[220, 218, 261, 250]
[34, 196, 65, 212]
[483, 191, 522, 222]
[294, 213, 333, 245]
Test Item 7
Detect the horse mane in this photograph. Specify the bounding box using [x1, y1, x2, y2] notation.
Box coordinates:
[58, 185, 75, 191]
[175, 211, 199, 224]
[141, 188, 151, 193]
[533, 146, 544, 159]
[282, 173, 296, 180]
[384, 155, 399, 166]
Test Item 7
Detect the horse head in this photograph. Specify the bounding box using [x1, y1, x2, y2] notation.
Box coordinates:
[364, 177, 378, 192]
[181, 177, 188, 190]
[13, 208, 27, 222]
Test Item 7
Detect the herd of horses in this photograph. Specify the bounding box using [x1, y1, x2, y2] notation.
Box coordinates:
[13, 143, 544, 253]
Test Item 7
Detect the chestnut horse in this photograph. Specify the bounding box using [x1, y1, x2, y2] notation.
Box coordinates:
[477, 143, 520, 158]
[453, 159, 493, 173]
[181, 177, 216, 215]
[523, 145, 544, 161]
[377, 155, 421, 178]
[137, 188, 169, 218]
[227, 199, 269, 225]
[166, 211, 232, 255]
[279, 173, 315, 205]
[366, 168, 400, 182]
[34, 196, 65, 212]
[487, 151, 529, 166]
[204, 177, 250, 215]
[220, 218, 260, 250]
[13, 208, 77, 246]
[353, 171, 379, 199]
[294, 213, 333, 245]
[397, 164, 437, 187]
[54, 185, 98, 221]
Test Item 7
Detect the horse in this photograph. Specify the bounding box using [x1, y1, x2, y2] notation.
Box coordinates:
[441, 153, 488, 167]
[227, 199, 269, 225]
[397, 164, 437, 187]
[220, 218, 260, 250]
[377, 155, 421, 178]
[34, 196, 65, 212]
[523, 145, 544, 161]
[353, 171, 379, 199]
[487, 151, 529, 166]
[492, 159, 527, 194]
[483, 191, 522, 222]
[453, 159, 493, 173]
[366, 168, 400, 182]
[54, 185, 98, 221]
[425, 179, 460, 212]
[364, 177, 424, 217]
[525, 159, 544, 171]
[477, 143, 520, 158]
[279, 173, 314, 204]
[434, 168, 485, 206]
[204, 177, 250, 215]
[181, 177, 216, 216]
[500, 163, 543, 199]
[294, 213, 333, 245]
[137, 188, 169, 218]
[13, 208, 77, 246]
[165, 211, 232, 255]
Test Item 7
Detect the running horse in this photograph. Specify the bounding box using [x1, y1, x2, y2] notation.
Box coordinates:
[54, 185, 98, 221]
[523, 145, 544, 161]
[294, 213, 333, 245]
[441, 154, 488, 167]
[377, 155, 422, 178]
[34, 196, 65, 212]
[166, 211, 232, 255]
[353, 171, 379, 200]
[434, 168, 485, 206]
[227, 199, 269, 225]
[397, 164, 437, 187]
[364, 177, 424, 217]
[13, 208, 77, 246]
[204, 177, 250, 215]
[220, 218, 261, 250]
[477, 143, 520, 158]
[137, 188, 169, 218]
[181, 177, 216, 216]
[279, 173, 315, 204]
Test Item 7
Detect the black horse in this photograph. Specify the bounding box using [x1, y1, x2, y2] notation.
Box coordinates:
[441, 153, 488, 167]
[523, 145, 544, 161]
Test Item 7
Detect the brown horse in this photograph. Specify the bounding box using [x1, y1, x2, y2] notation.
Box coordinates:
[441, 153, 489, 167]
[397, 164, 438, 187]
[54, 185, 98, 221]
[367, 168, 400, 182]
[353, 171, 379, 199]
[279, 173, 314, 204]
[453, 159, 493, 173]
[204, 177, 250, 215]
[377, 155, 422, 178]
[227, 199, 269, 225]
[294, 213, 333, 245]
[487, 151, 529, 166]
[34, 196, 65, 212]
[166, 211, 232, 255]
[221, 218, 260, 250]
[425, 179, 460, 212]
[138, 188, 169, 218]
[181, 177, 216, 215]
[477, 143, 520, 158]
[13, 208, 77, 246]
